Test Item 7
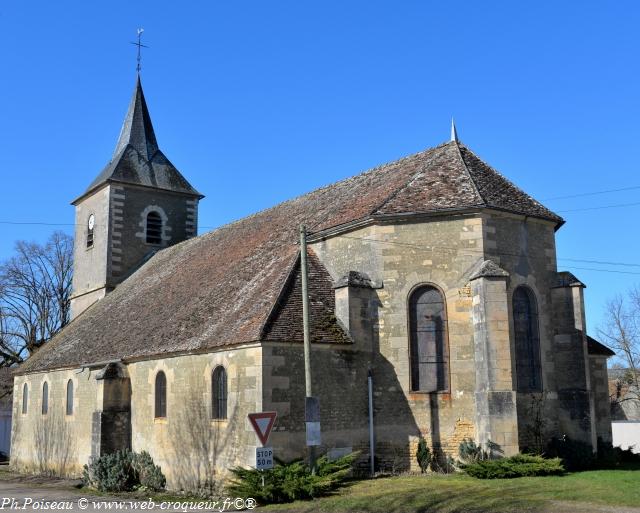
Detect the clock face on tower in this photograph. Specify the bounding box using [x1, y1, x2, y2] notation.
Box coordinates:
[88, 214, 95, 231]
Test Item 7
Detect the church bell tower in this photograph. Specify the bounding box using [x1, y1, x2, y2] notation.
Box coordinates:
[69, 76, 204, 319]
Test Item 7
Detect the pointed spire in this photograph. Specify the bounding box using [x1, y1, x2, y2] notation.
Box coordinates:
[450, 118, 459, 143]
[113, 76, 159, 160]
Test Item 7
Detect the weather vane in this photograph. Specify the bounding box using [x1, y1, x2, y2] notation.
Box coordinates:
[130, 28, 149, 74]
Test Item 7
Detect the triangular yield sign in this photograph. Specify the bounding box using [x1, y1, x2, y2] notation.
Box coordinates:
[248, 411, 277, 446]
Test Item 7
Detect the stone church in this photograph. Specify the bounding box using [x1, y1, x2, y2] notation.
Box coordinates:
[11, 76, 614, 489]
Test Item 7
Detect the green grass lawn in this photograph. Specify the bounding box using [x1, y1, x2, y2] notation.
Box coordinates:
[261, 467, 640, 513]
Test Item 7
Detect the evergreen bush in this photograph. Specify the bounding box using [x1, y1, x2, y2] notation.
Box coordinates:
[83, 450, 166, 492]
[416, 438, 431, 473]
[227, 453, 356, 504]
[131, 451, 166, 491]
[462, 454, 565, 479]
[458, 438, 488, 463]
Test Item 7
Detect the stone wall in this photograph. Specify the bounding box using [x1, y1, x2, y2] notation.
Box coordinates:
[70, 183, 199, 319]
[589, 356, 612, 443]
[70, 184, 112, 319]
[11, 368, 98, 476]
[111, 184, 198, 287]
[127, 346, 262, 490]
[311, 216, 484, 469]
[11, 345, 261, 490]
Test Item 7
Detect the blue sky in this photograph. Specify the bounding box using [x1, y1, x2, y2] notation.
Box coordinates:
[0, 1, 638, 336]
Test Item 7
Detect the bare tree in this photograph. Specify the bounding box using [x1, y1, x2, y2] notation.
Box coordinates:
[598, 287, 640, 407]
[0, 232, 73, 366]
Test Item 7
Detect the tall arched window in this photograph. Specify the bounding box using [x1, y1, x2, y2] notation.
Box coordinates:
[154, 371, 167, 418]
[212, 366, 227, 420]
[22, 383, 28, 414]
[42, 382, 49, 415]
[409, 285, 449, 392]
[146, 212, 163, 245]
[66, 380, 74, 416]
[513, 286, 542, 392]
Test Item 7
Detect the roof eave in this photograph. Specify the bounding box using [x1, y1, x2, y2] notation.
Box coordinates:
[307, 206, 561, 242]
[71, 178, 205, 205]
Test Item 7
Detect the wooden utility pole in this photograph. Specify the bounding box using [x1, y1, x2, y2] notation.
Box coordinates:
[300, 225, 312, 397]
[299, 225, 317, 473]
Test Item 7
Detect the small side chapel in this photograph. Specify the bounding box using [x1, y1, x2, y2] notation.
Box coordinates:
[11, 75, 613, 489]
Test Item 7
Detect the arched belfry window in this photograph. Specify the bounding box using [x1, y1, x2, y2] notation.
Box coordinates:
[42, 382, 49, 415]
[513, 286, 542, 392]
[212, 366, 227, 420]
[409, 285, 449, 392]
[22, 383, 28, 414]
[154, 371, 167, 418]
[66, 380, 74, 416]
[146, 212, 163, 245]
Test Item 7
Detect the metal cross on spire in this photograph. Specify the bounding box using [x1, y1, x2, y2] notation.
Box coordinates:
[130, 28, 148, 74]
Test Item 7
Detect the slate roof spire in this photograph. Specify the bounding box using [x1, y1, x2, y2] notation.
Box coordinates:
[450, 118, 459, 142]
[74, 76, 203, 203]
[113, 76, 159, 160]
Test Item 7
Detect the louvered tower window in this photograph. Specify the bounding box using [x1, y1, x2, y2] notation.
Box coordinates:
[146, 212, 163, 245]
[212, 366, 227, 420]
[409, 285, 449, 392]
[513, 286, 542, 392]
[155, 371, 167, 418]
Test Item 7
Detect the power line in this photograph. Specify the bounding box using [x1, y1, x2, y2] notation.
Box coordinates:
[561, 266, 640, 276]
[556, 201, 640, 213]
[559, 258, 640, 268]
[542, 185, 640, 201]
[0, 221, 75, 226]
[2, 222, 640, 271]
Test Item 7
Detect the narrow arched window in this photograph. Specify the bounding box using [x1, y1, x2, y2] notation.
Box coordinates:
[154, 371, 167, 418]
[212, 366, 227, 420]
[22, 383, 28, 414]
[409, 285, 449, 392]
[42, 382, 49, 415]
[513, 286, 542, 392]
[66, 380, 74, 416]
[146, 212, 163, 245]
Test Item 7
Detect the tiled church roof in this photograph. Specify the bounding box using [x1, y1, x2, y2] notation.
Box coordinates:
[74, 78, 202, 203]
[20, 140, 562, 374]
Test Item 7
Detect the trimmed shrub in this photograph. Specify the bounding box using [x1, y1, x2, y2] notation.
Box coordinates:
[132, 451, 166, 491]
[227, 453, 356, 504]
[463, 454, 565, 479]
[83, 450, 166, 492]
[83, 450, 137, 492]
[416, 438, 431, 473]
[459, 438, 488, 464]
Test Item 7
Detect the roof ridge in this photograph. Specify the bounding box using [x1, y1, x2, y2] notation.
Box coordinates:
[195, 142, 454, 238]
[453, 140, 486, 206]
